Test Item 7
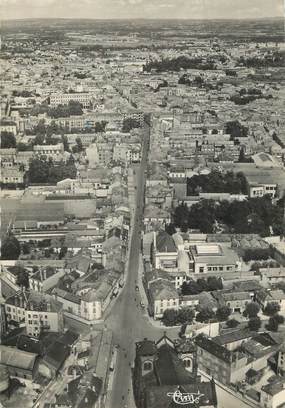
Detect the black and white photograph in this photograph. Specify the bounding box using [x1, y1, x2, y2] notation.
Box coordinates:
[0, 1, 285, 407]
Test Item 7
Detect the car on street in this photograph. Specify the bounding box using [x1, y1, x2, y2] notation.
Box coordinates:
[111, 288, 119, 298]
[140, 301, 145, 308]
[135, 285, 139, 291]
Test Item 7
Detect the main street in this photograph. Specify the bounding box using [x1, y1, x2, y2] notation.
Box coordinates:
[105, 124, 178, 408]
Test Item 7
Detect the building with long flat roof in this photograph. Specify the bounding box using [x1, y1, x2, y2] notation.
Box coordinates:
[189, 243, 241, 275]
[0, 345, 38, 380]
[49, 92, 92, 108]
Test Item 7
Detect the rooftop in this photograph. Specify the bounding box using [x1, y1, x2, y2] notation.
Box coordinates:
[14, 201, 65, 222]
[262, 378, 285, 396]
[148, 280, 179, 301]
[0, 345, 37, 371]
[136, 339, 157, 357]
[213, 330, 254, 346]
[156, 231, 177, 253]
[154, 344, 196, 385]
[195, 334, 232, 363]
[191, 243, 239, 265]
[5, 290, 62, 313]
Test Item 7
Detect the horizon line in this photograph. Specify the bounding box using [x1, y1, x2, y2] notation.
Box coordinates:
[2, 16, 284, 22]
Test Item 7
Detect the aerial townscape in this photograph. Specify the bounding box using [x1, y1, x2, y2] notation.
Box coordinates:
[0, 5, 285, 408]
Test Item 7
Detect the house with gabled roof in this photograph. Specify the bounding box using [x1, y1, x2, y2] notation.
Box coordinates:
[148, 279, 179, 320]
[256, 289, 285, 313]
[152, 231, 178, 272]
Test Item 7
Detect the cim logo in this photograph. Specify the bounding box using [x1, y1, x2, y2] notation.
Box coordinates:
[167, 389, 204, 405]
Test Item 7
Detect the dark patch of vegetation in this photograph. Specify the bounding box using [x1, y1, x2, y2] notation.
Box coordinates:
[173, 196, 284, 236]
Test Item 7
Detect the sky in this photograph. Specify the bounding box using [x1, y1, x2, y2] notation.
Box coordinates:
[1, 0, 284, 20]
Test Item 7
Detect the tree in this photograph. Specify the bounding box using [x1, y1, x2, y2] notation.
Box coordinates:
[22, 242, 31, 255]
[196, 278, 209, 292]
[1, 131, 16, 148]
[33, 119, 46, 136]
[277, 281, 285, 293]
[37, 239, 51, 248]
[162, 309, 179, 326]
[173, 202, 189, 232]
[165, 223, 176, 235]
[48, 101, 83, 119]
[28, 157, 77, 184]
[248, 317, 261, 331]
[75, 137, 83, 152]
[94, 121, 108, 133]
[187, 170, 247, 195]
[238, 147, 253, 163]
[28, 157, 50, 183]
[13, 90, 33, 97]
[33, 133, 45, 145]
[196, 308, 215, 323]
[16, 268, 29, 289]
[143, 56, 216, 73]
[244, 302, 260, 318]
[44, 248, 54, 258]
[216, 306, 231, 322]
[17, 142, 33, 151]
[243, 248, 271, 262]
[91, 262, 104, 270]
[46, 120, 61, 138]
[178, 307, 195, 324]
[59, 246, 67, 260]
[181, 280, 201, 295]
[264, 303, 281, 316]
[122, 118, 140, 133]
[267, 314, 284, 332]
[1, 235, 21, 260]
[68, 100, 83, 116]
[226, 319, 239, 328]
[67, 154, 75, 165]
[178, 74, 190, 85]
[172, 196, 282, 236]
[207, 276, 223, 291]
[61, 135, 70, 152]
[188, 200, 216, 233]
[225, 120, 248, 139]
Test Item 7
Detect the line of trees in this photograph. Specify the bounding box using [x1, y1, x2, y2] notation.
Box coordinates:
[28, 156, 77, 184]
[237, 52, 285, 68]
[186, 170, 248, 195]
[181, 277, 223, 295]
[230, 93, 272, 105]
[143, 56, 216, 73]
[162, 304, 232, 327]
[196, 305, 231, 323]
[48, 100, 83, 118]
[122, 118, 141, 133]
[1, 234, 21, 260]
[263, 302, 284, 332]
[1, 131, 16, 148]
[178, 74, 205, 88]
[26, 119, 65, 137]
[162, 307, 195, 326]
[30, 100, 83, 119]
[173, 195, 284, 236]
